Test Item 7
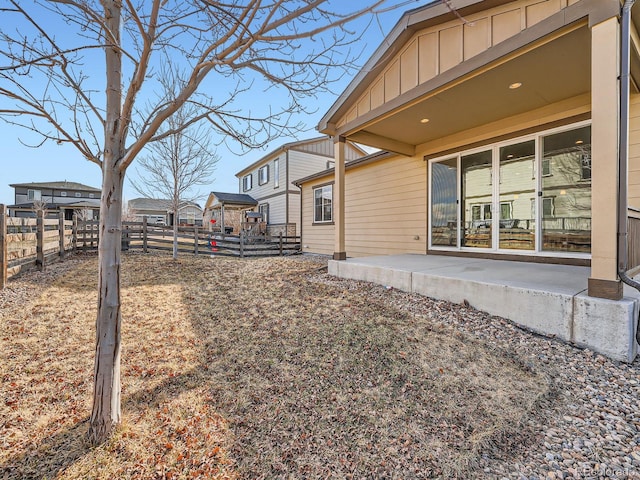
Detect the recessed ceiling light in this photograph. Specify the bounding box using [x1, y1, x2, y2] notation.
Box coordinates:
[575, 139, 584, 145]
[420, 118, 430, 124]
[507, 154, 514, 159]
[509, 82, 522, 89]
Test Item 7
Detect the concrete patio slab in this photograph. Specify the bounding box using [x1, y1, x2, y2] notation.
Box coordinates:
[328, 254, 640, 362]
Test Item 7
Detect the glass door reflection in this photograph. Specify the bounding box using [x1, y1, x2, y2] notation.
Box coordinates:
[461, 150, 493, 248]
[498, 140, 536, 250]
[431, 158, 458, 247]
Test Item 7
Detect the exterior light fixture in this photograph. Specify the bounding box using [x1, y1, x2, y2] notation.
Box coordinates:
[509, 82, 522, 89]
[420, 118, 430, 124]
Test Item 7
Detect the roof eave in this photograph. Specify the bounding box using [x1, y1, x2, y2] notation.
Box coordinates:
[318, 0, 539, 134]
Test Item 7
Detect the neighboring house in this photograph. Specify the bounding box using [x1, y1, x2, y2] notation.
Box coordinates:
[202, 192, 259, 234]
[295, 0, 640, 361]
[8, 181, 101, 219]
[127, 198, 203, 226]
[234, 136, 366, 236]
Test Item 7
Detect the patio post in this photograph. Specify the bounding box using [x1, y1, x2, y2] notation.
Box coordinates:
[333, 135, 346, 260]
[589, 15, 623, 300]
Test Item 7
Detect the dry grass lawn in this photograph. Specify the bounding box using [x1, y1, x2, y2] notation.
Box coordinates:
[0, 253, 553, 479]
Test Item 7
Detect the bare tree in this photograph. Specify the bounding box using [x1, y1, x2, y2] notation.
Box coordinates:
[130, 70, 218, 259]
[0, 0, 405, 444]
[31, 197, 48, 217]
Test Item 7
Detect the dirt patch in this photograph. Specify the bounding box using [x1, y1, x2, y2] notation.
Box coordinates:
[0, 253, 553, 479]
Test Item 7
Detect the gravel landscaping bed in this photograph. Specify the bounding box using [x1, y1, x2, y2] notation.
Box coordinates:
[312, 271, 640, 479]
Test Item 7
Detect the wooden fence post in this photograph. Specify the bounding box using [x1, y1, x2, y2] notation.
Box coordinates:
[59, 211, 65, 258]
[72, 213, 78, 252]
[279, 232, 283, 256]
[82, 217, 87, 252]
[36, 209, 44, 271]
[239, 231, 244, 258]
[194, 225, 199, 255]
[143, 216, 148, 254]
[0, 204, 7, 290]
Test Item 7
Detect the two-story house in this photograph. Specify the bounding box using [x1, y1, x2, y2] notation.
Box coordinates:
[8, 181, 101, 219]
[232, 136, 366, 236]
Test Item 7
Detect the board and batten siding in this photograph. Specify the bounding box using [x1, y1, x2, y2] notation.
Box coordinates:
[301, 154, 426, 257]
[337, 0, 577, 129]
[628, 93, 640, 209]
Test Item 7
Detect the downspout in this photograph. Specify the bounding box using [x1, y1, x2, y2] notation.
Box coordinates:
[617, 0, 640, 344]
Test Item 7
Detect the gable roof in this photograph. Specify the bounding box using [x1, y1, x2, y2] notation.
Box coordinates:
[9, 181, 101, 192]
[293, 150, 395, 187]
[234, 136, 367, 177]
[317, 0, 615, 135]
[209, 192, 258, 206]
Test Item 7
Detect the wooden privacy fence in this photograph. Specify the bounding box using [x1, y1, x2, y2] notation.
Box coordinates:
[0, 205, 74, 288]
[79, 217, 301, 258]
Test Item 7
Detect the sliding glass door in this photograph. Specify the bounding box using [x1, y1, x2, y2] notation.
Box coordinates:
[430, 158, 458, 247]
[428, 123, 591, 256]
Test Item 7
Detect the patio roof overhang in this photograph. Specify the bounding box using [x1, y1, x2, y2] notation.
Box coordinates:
[319, 1, 640, 157]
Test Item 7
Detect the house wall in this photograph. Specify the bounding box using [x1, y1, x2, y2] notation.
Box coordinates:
[14, 187, 99, 205]
[301, 154, 426, 257]
[301, 93, 591, 258]
[338, 0, 576, 129]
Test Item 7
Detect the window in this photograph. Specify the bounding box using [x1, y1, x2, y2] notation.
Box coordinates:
[313, 185, 332, 223]
[89, 193, 95, 199]
[60, 191, 67, 197]
[27, 189, 41, 201]
[542, 197, 555, 218]
[273, 159, 279, 188]
[430, 123, 591, 254]
[75, 192, 82, 198]
[259, 203, 269, 224]
[258, 165, 269, 185]
[242, 174, 252, 191]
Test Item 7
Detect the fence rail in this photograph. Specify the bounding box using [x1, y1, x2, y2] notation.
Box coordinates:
[0, 208, 301, 288]
[0, 205, 74, 288]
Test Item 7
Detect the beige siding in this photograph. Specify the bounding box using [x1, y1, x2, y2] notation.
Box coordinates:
[242, 156, 283, 201]
[301, 175, 335, 256]
[300, 155, 427, 258]
[629, 94, 640, 209]
[261, 195, 287, 225]
[288, 150, 333, 190]
[288, 193, 301, 235]
[337, 0, 571, 129]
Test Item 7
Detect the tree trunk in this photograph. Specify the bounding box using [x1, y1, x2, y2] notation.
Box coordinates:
[173, 207, 178, 260]
[88, 165, 124, 445]
[88, 0, 124, 445]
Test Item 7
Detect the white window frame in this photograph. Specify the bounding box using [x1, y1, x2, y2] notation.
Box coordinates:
[242, 174, 253, 192]
[89, 193, 95, 199]
[60, 191, 67, 197]
[428, 120, 591, 259]
[313, 184, 333, 223]
[75, 192, 82, 198]
[258, 165, 269, 186]
[273, 159, 280, 188]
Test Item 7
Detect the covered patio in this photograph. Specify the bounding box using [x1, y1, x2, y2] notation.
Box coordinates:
[329, 254, 639, 363]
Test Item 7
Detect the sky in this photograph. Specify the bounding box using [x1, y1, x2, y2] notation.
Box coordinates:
[0, 1, 426, 207]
